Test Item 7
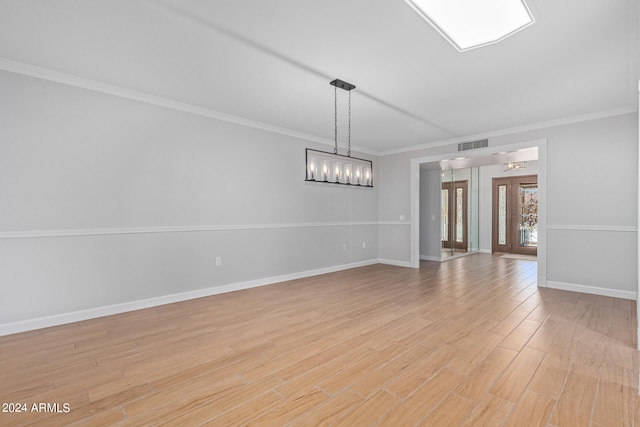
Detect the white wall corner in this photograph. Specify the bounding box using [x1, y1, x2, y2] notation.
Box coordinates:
[537, 275, 547, 288]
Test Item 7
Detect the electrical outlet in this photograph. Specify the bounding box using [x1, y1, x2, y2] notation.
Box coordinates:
[216, 257, 221, 266]
[362, 241, 366, 248]
[399, 214, 406, 221]
[342, 243, 347, 251]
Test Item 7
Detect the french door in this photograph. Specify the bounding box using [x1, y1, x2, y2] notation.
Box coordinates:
[492, 175, 538, 256]
[442, 180, 468, 250]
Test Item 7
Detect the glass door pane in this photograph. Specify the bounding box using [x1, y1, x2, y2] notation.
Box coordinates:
[441, 189, 449, 242]
[455, 187, 464, 243]
[498, 184, 507, 245]
[518, 183, 538, 247]
[492, 175, 536, 255]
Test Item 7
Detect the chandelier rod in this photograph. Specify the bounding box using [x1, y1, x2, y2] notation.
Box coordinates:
[329, 79, 356, 157]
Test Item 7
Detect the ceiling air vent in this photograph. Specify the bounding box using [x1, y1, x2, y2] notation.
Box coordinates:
[458, 139, 488, 152]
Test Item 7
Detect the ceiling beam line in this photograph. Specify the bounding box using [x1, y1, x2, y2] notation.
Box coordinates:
[156, 0, 458, 137]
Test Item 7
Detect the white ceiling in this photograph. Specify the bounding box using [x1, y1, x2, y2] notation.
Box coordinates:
[0, 0, 638, 154]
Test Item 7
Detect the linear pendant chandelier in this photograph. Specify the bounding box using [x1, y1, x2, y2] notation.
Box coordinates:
[305, 79, 373, 187]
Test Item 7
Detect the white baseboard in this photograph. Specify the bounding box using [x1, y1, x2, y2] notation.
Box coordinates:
[420, 255, 441, 262]
[546, 280, 637, 300]
[0, 259, 380, 336]
[14, 259, 613, 336]
[378, 259, 413, 268]
[479, 249, 492, 254]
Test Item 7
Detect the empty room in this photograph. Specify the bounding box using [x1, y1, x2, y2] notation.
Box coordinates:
[1, 0, 639, 425]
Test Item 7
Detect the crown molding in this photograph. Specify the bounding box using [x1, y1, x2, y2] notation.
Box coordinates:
[378, 106, 638, 156]
[0, 58, 378, 156]
[1, 57, 635, 159]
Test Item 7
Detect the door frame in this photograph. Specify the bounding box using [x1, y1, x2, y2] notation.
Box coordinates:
[492, 175, 538, 255]
[442, 180, 468, 251]
[409, 138, 547, 288]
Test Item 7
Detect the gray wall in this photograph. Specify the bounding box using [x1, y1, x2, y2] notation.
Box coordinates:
[0, 71, 380, 328]
[1, 68, 637, 332]
[419, 168, 442, 259]
[380, 113, 638, 298]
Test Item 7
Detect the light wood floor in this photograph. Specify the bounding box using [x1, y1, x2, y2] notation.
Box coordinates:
[1, 254, 638, 426]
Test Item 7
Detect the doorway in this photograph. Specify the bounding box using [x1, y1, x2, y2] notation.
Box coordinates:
[410, 138, 546, 283]
[492, 175, 538, 256]
[441, 180, 468, 251]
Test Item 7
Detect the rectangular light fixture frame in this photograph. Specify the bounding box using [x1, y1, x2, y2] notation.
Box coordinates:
[305, 148, 373, 187]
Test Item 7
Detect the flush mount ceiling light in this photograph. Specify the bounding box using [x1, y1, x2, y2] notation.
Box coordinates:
[404, 0, 535, 52]
[503, 161, 527, 171]
[305, 79, 373, 187]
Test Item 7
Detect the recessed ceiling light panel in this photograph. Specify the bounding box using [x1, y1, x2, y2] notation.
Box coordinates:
[405, 0, 535, 52]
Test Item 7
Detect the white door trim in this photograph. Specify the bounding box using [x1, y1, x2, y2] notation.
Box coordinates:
[409, 138, 548, 288]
